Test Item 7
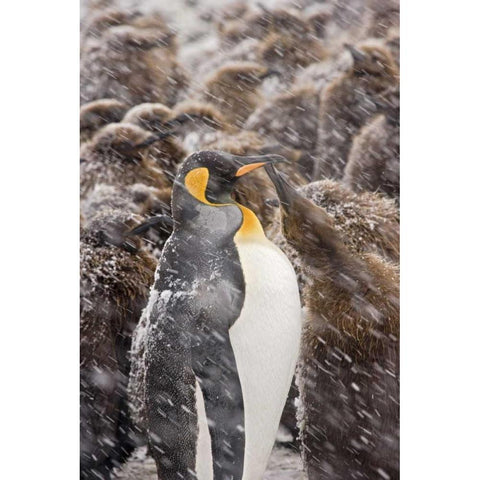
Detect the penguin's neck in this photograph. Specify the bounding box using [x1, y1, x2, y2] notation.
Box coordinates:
[234, 204, 266, 242]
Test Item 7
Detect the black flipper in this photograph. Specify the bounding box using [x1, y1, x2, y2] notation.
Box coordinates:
[127, 215, 174, 237]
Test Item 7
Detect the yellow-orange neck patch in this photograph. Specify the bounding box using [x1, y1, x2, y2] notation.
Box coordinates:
[185, 167, 212, 205]
[183, 167, 265, 240]
[234, 204, 265, 241]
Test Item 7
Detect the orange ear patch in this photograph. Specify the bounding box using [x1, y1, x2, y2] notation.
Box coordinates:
[185, 167, 211, 204]
[235, 162, 267, 177]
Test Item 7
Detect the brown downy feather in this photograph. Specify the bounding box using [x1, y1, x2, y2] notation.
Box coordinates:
[170, 100, 229, 131]
[202, 62, 273, 128]
[265, 166, 399, 480]
[122, 103, 172, 131]
[81, 7, 140, 47]
[300, 179, 399, 263]
[81, 183, 170, 223]
[258, 32, 327, 80]
[80, 98, 128, 144]
[80, 18, 189, 107]
[80, 123, 171, 199]
[365, 0, 400, 39]
[304, 4, 333, 39]
[245, 85, 321, 178]
[122, 103, 187, 184]
[314, 41, 399, 180]
[386, 26, 400, 67]
[80, 210, 157, 479]
[165, 100, 231, 153]
[216, 6, 270, 46]
[343, 113, 400, 198]
[223, 7, 313, 45]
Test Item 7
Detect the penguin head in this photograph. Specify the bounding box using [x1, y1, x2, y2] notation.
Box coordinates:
[205, 62, 277, 95]
[85, 123, 158, 161]
[345, 43, 398, 79]
[172, 150, 285, 227]
[80, 99, 128, 143]
[122, 103, 172, 133]
[105, 24, 173, 52]
[176, 150, 285, 203]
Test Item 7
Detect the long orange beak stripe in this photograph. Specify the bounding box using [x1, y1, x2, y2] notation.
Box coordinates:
[235, 162, 267, 177]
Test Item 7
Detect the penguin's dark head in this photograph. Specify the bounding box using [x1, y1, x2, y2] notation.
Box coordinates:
[175, 150, 285, 204]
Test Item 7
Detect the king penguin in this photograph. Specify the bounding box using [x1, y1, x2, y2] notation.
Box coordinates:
[142, 150, 302, 480]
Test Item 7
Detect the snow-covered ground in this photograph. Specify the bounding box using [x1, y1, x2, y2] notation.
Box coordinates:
[114, 445, 304, 479]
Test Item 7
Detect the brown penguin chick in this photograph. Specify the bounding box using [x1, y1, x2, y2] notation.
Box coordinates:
[80, 21, 189, 107]
[217, 4, 311, 47]
[300, 179, 399, 263]
[80, 183, 171, 223]
[122, 103, 187, 183]
[122, 103, 172, 131]
[165, 100, 231, 154]
[80, 99, 128, 144]
[265, 165, 399, 480]
[386, 26, 400, 67]
[365, 0, 400, 39]
[227, 8, 328, 83]
[258, 32, 327, 82]
[202, 61, 274, 128]
[313, 42, 399, 180]
[193, 36, 262, 83]
[245, 85, 321, 178]
[81, 7, 140, 48]
[80, 210, 157, 479]
[293, 48, 353, 96]
[216, 5, 267, 47]
[327, 0, 369, 47]
[80, 123, 170, 199]
[215, 0, 249, 25]
[343, 113, 400, 198]
[81, 182, 173, 260]
[304, 3, 334, 39]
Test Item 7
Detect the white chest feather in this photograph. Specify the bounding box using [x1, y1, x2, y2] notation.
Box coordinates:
[229, 237, 302, 480]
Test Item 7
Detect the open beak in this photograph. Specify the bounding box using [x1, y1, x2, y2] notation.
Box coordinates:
[233, 154, 287, 177]
[264, 163, 298, 212]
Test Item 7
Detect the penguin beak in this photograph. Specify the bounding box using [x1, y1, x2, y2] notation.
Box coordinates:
[233, 154, 287, 177]
[264, 164, 298, 212]
[259, 68, 281, 79]
[126, 131, 176, 151]
[344, 43, 366, 63]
